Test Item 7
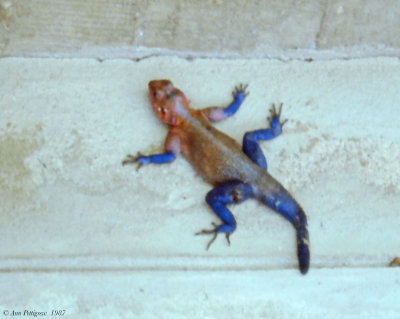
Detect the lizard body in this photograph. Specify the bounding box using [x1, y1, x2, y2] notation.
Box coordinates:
[123, 80, 310, 274]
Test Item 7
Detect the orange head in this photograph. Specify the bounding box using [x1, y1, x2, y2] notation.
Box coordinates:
[148, 80, 190, 126]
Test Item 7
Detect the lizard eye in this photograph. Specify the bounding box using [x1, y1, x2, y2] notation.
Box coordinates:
[157, 107, 168, 115]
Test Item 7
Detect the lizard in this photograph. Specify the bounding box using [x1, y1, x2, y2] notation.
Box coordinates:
[122, 79, 310, 274]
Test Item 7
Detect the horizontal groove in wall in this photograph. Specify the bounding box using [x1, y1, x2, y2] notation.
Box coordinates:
[2, 47, 400, 61]
[0, 256, 389, 273]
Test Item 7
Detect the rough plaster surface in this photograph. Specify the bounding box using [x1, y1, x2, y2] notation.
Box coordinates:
[1, 57, 400, 318]
[1, 57, 399, 269]
[1, 2, 400, 317]
[1, 0, 399, 59]
[1, 270, 399, 319]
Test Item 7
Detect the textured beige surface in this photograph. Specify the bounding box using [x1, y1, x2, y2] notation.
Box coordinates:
[1, 0, 399, 59]
[1, 1, 400, 315]
[1, 269, 400, 319]
[1, 57, 399, 274]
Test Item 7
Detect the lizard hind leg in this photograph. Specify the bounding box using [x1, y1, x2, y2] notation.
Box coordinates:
[196, 181, 254, 249]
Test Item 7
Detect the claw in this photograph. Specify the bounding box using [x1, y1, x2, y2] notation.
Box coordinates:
[225, 233, 231, 246]
[195, 222, 233, 250]
[267, 103, 287, 128]
[122, 151, 144, 171]
[270, 104, 276, 116]
[232, 83, 249, 98]
[277, 102, 283, 117]
[195, 222, 218, 250]
[205, 233, 218, 250]
[195, 222, 218, 234]
[195, 222, 219, 250]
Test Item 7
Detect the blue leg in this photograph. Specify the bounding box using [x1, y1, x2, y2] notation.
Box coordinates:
[201, 84, 249, 121]
[242, 103, 287, 170]
[224, 84, 249, 117]
[122, 151, 176, 170]
[196, 181, 254, 249]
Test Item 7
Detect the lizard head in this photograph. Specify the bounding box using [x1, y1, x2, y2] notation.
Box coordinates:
[148, 80, 190, 126]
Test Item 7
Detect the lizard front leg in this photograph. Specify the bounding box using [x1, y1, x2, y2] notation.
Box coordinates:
[242, 103, 287, 170]
[200, 84, 249, 122]
[122, 151, 176, 170]
[196, 181, 254, 249]
[122, 130, 181, 170]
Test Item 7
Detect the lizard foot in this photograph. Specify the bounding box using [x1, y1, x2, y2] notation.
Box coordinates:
[195, 222, 231, 250]
[232, 83, 249, 100]
[122, 151, 144, 171]
[267, 103, 288, 131]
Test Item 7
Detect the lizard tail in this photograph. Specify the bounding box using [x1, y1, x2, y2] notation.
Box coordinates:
[259, 187, 310, 274]
[296, 207, 310, 274]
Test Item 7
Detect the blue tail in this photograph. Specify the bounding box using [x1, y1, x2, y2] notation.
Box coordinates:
[261, 188, 310, 274]
[295, 207, 310, 274]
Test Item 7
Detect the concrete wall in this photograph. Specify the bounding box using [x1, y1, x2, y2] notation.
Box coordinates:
[1, 1, 399, 318]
